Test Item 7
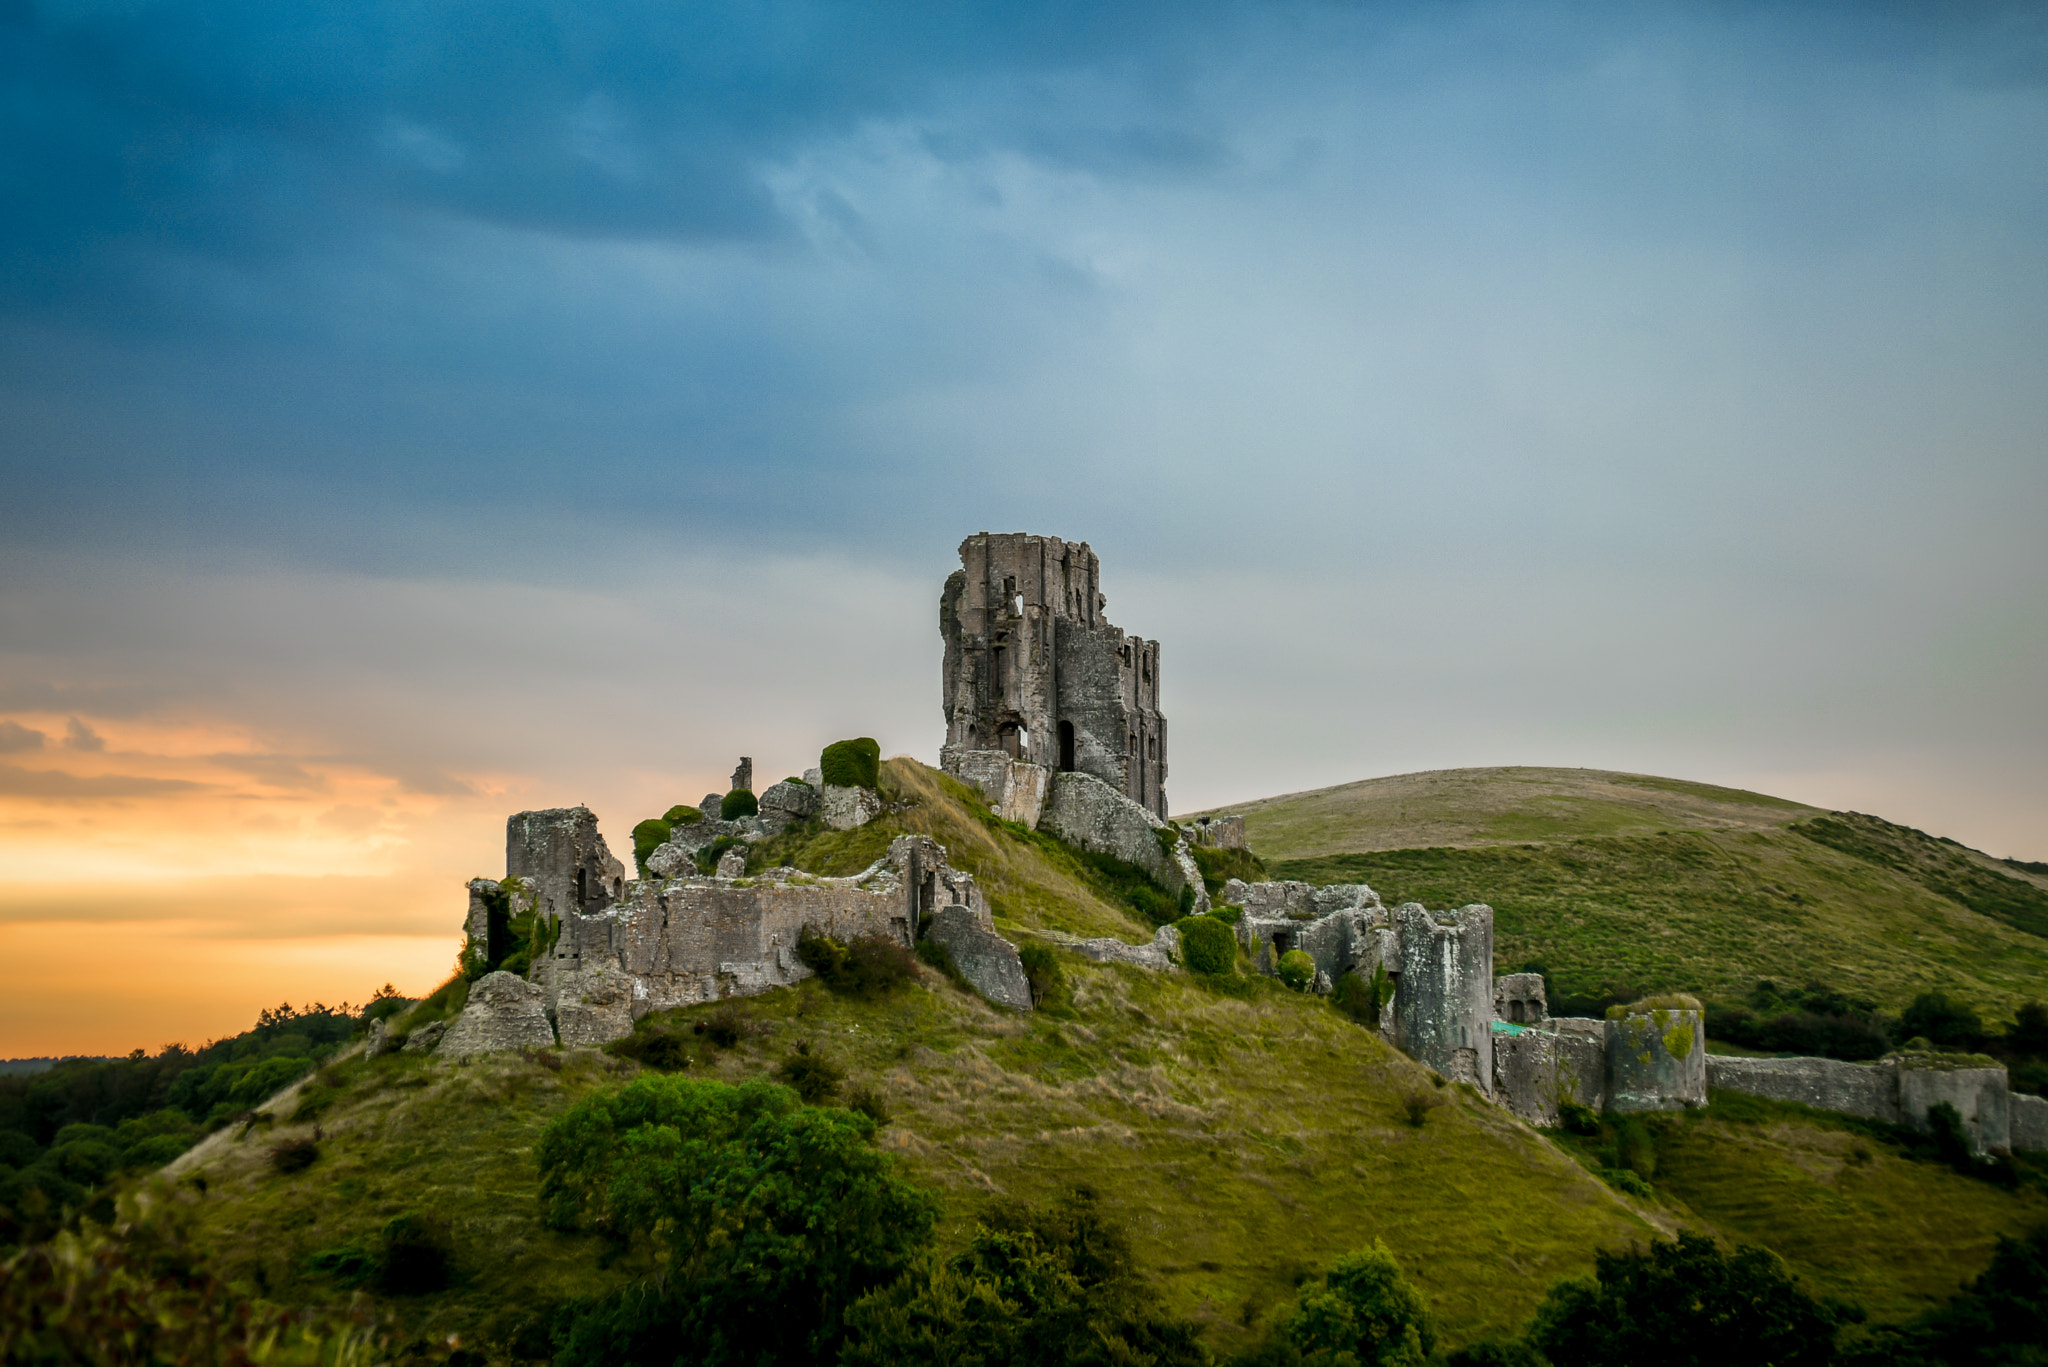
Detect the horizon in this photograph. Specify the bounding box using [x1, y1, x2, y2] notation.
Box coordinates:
[3, 0, 2044, 1055]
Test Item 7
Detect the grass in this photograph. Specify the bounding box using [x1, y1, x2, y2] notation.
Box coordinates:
[160, 908, 1669, 1356]
[1271, 829, 2048, 1020]
[150, 757, 2048, 1357]
[1182, 766, 1817, 861]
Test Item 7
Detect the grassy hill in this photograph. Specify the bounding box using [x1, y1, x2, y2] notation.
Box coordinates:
[146, 759, 2048, 1358]
[1187, 767, 2048, 1018]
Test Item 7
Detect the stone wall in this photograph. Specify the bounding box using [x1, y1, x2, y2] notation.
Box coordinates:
[1183, 814, 1246, 850]
[1493, 1021, 1608, 1124]
[440, 972, 554, 1056]
[944, 750, 1053, 828]
[1704, 1055, 1903, 1124]
[1605, 1008, 1707, 1112]
[927, 905, 1033, 1011]
[1494, 973, 1547, 1025]
[506, 807, 626, 922]
[2015, 1094, 2048, 1152]
[1898, 1059, 2010, 1153]
[1391, 903, 1495, 1093]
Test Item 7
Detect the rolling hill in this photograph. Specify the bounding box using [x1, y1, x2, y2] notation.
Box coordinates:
[1186, 767, 2048, 1018]
[144, 759, 2048, 1359]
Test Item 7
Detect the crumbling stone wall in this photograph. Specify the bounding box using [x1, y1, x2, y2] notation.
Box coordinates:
[1605, 1007, 1706, 1112]
[1391, 902, 1496, 1093]
[1493, 1022, 1607, 1124]
[1225, 879, 1385, 982]
[439, 971, 554, 1056]
[1705, 1053, 2034, 1154]
[939, 532, 1167, 818]
[1704, 1055, 1902, 1124]
[927, 905, 1033, 1011]
[1040, 771, 1205, 911]
[506, 807, 625, 922]
[1184, 814, 1246, 849]
[1494, 973, 1547, 1025]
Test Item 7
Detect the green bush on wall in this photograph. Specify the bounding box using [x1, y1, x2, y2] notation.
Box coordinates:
[1174, 915, 1238, 976]
[631, 818, 673, 877]
[664, 804, 703, 825]
[1278, 949, 1317, 991]
[720, 789, 758, 820]
[820, 737, 882, 789]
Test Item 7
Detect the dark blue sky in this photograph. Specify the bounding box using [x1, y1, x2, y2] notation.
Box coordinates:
[2, 0, 2045, 863]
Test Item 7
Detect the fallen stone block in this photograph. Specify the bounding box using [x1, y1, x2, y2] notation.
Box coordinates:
[400, 1020, 448, 1054]
[822, 784, 882, 831]
[926, 905, 1032, 1011]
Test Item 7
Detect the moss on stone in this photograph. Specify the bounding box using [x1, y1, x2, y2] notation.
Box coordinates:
[820, 738, 882, 789]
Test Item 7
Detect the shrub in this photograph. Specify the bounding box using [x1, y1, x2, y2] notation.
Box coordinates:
[1599, 1168, 1654, 1198]
[631, 817, 673, 876]
[720, 788, 758, 820]
[1189, 843, 1268, 895]
[799, 929, 919, 998]
[1334, 965, 1394, 1025]
[1605, 993, 1701, 1019]
[1018, 943, 1063, 1006]
[820, 737, 882, 789]
[540, 1075, 938, 1367]
[1208, 902, 1244, 926]
[694, 1004, 749, 1048]
[1558, 1101, 1602, 1137]
[1401, 1089, 1444, 1128]
[607, 1029, 692, 1072]
[775, 1043, 846, 1104]
[1278, 949, 1317, 991]
[1527, 1232, 1851, 1367]
[1173, 915, 1238, 976]
[846, 1085, 890, 1126]
[1615, 1116, 1656, 1180]
[1443, 1341, 1546, 1366]
[665, 804, 704, 825]
[1901, 991, 1986, 1050]
[1286, 1239, 1437, 1366]
[377, 1212, 453, 1295]
[270, 1137, 320, 1173]
[694, 834, 742, 874]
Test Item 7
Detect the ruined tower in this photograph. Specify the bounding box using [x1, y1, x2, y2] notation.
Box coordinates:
[939, 532, 1168, 818]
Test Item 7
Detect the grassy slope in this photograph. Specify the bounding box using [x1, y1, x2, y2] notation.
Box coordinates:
[1190, 767, 2048, 1017]
[158, 759, 2048, 1354]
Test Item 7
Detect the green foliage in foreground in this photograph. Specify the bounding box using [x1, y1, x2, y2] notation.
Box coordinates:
[1278, 950, 1316, 991]
[842, 1187, 1208, 1367]
[1526, 1233, 1853, 1367]
[539, 1076, 939, 1367]
[720, 788, 759, 820]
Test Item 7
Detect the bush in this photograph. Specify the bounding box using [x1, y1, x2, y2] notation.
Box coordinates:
[1558, 1102, 1602, 1137]
[1599, 1167, 1654, 1198]
[775, 1043, 846, 1104]
[1286, 1239, 1437, 1366]
[378, 1212, 453, 1295]
[631, 817, 673, 876]
[694, 1004, 749, 1048]
[820, 737, 882, 789]
[1189, 843, 1269, 895]
[841, 1187, 1207, 1367]
[1400, 1089, 1444, 1128]
[665, 804, 704, 825]
[1852, 1224, 2048, 1365]
[1614, 1115, 1656, 1180]
[1278, 949, 1317, 991]
[1175, 915, 1238, 976]
[1528, 1232, 1850, 1367]
[798, 929, 919, 999]
[1443, 1341, 1546, 1366]
[846, 1086, 890, 1126]
[607, 1029, 692, 1072]
[720, 788, 759, 820]
[1018, 943, 1063, 1006]
[540, 1076, 938, 1367]
[1901, 991, 1986, 1050]
[270, 1137, 320, 1173]
[1334, 966, 1393, 1025]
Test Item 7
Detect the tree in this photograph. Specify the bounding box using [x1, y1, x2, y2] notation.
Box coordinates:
[1528, 1232, 1852, 1367]
[1285, 1240, 1436, 1366]
[840, 1187, 1207, 1367]
[1899, 993, 1984, 1050]
[539, 1076, 939, 1367]
[1844, 1224, 2048, 1366]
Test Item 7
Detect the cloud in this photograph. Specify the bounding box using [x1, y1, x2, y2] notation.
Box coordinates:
[0, 721, 44, 752]
[0, 764, 205, 798]
[206, 753, 328, 791]
[62, 717, 105, 751]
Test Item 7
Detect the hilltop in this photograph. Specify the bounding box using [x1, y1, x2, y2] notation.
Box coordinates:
[1188, 767, 2048, 1017]
[136, 759, 2048, 1358]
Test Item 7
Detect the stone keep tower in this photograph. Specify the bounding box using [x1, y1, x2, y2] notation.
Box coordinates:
[939, 532, 1168, 819]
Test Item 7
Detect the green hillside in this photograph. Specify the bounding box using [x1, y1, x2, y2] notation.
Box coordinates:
[1189, 768, 2048, 1018]
[139, 759, 2048, 1360]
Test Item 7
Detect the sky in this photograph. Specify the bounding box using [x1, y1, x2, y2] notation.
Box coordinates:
[2, 0, 2044, 1055]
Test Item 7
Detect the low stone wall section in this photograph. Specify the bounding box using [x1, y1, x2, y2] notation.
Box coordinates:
[2014, 1094, 2048, 1153]
[1058, 924, 1182, 972]
[1899, 1061, 2010, 1153]
[1704, 1055, 1902, 1124]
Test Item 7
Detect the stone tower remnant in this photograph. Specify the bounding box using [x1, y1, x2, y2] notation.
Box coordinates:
[506, 807, 625, 922]
[940, 532, 1167, 820]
